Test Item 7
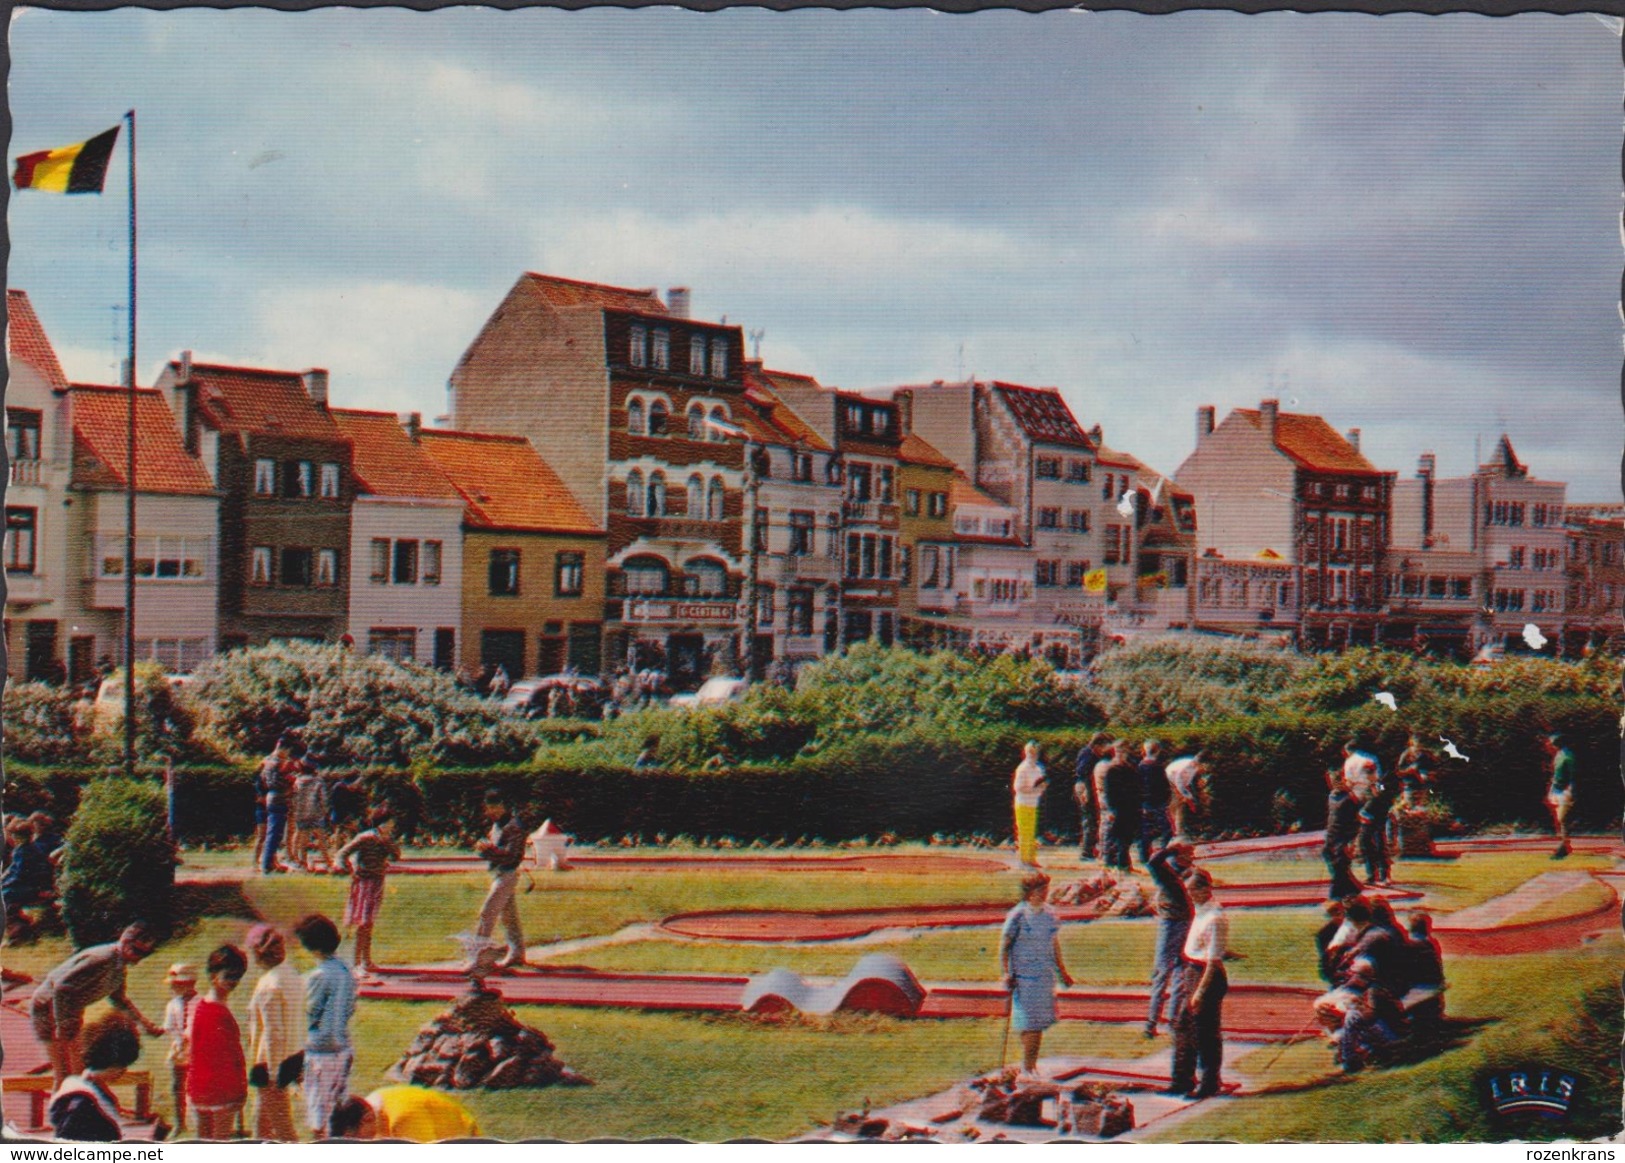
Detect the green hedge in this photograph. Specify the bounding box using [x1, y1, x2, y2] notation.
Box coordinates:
[57, 778, 176, 945]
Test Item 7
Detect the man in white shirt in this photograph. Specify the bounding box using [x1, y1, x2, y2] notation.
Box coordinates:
[1165, 753, 1206, 838]
[1167, 870, 1229, 1100]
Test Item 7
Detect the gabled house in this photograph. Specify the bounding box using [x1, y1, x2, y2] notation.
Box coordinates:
[332, 409, 466, 667]
[416, 428, 605, 680]
[1176, 399, 1395, 647]
[157, 355, 355, 649]
[449, 273, 750, 687]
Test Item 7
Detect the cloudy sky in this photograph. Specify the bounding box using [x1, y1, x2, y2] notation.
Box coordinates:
[9, 8, 1621, 499]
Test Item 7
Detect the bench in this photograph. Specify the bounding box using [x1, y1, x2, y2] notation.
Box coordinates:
[2, 1070, 152, 1133]
[1398, 984, 1445, 1028]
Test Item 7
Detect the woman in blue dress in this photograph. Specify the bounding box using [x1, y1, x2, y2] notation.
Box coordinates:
[999, 871, 1075, 1078]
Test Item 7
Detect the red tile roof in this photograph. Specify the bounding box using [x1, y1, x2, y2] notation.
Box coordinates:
[949, 471, 1008, 510]
[1236, 409, 1377, 474]
[7, 290, 69, 391]
[521, 273, 668, 316]
[177, 362, 345, 442]
[332, 410, 463, 502]
[418, 429, 599, 534]
[743, 367, 834, 452]
[69, 384, 214, 495]
[899, 432, 956, 470]
[1095, 441, 1192, 500]
[993, 383, 1094, 450]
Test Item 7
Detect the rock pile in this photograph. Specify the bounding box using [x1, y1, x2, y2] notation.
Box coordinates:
[1050, 872, 1153, 918]
[968, 1070, 1135, 1138]
[393, 986, 592, 1091]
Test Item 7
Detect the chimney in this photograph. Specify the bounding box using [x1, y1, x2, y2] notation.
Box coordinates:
[301, 368, 329, 408]
[179, 349, 193, 383]
[894, 391, 913, 434]
[1418, 452, 1436, 542]
[1259, 398, 1279, 441]
[665, 287, 691, 319]
[404, 412, 422, 443]
[1417, 452, 1435, 479]
[1196, 405, 1216, 443]
[1089, 423, 1104, 446]
[1345, 427, 1361, 452]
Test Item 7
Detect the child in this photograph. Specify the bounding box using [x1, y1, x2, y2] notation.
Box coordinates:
[336, 810, 401, 976]
[296, 914, 356, 1140]
[247, 925, 304, 1142]
[186, 944, 248, 1141]
[162, 963, 199, 1133]
[291, 762, 330, 873]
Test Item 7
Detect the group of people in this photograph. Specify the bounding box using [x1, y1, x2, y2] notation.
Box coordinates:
[1009, 737, 1207, 873]
[999, 834, 1232, 1099]
[29, 916, 478, 1143]
[251, 734, 368, 876]
[2, 810, 65, 937]
[1313, 897, 1446, 1072]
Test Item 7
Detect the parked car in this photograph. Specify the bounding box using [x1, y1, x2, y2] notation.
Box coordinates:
[92, 671, 193, 734]
[501, 675, 609, 720]
[667, 676, 749, 710]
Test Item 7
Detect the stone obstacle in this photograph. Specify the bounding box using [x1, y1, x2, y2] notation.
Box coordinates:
[742, 953, 926, 1017]
[393, 986, 592, 1090]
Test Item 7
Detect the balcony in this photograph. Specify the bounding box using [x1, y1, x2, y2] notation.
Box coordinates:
[9, 459, 42, 486]
[775, 553, 838, 579]
[4, 572, 47, 605]
[842, 499, 900, 527]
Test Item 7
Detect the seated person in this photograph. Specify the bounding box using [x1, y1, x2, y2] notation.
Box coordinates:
[1333, 957, 1406, 1072]
[1315, 900, 1346, 985]
[49, 1014, 143, 1142]
[3, 819, 56, 914]
[1404, 914, 1444, 989]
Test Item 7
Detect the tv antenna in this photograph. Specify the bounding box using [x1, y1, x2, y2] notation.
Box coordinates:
[748, 329, 765, 362]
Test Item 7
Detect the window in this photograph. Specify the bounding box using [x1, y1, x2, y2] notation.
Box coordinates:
[255, 458, 277, 495]
[369, 629, 416, 663]
[370, 538, 390, 583]
[708, 407, 729, 443]
[879, 536, 893, 578]
[1066, 460, 1091, 483]
[556, 551, 584, 597]
[905, 489, 922, 516]
[623, 556, 669, 596]
[251, 546, 273, 584]
[788, 511, 815, 555]
[754, 508, 770, 552]
[878, 467, 895, 503]
[118, 535, 210, 581]
[1334, 483, 1350, 500]
[1508, 546, 1525, 570]
[928, 492, 948, 518]
[392, 539, 419, 584]
[826, 460, 843, 486]
[7, 409, 41, 460]
[316, 549, 338, 586]
[690, 336, 708, 376]
[1036, 457, 1061, 480]
[845, 533, 861, 578]
[826, 512, 841, 556]
[1067, 509, 1091, 533]
[860, 535, 877, 578]
[283, 460, 314, 498]
[5, 508, 37, 573]
[1037, 507, 1061, 530]
[629, 325, 648, 367]
[282, 548, 314, 587]
[707, 476, 726, 521]
[1103, 524, 1125, 564]
[626, 469, 645, 517]
[1451, 577, 1472, 599]
[135, 637, 210, 673]
[423, 541, 442, 585]
[687, 558, 728, 598]
[1101, 473, 1115, 502]
[709, 340, 728, 379]
[648, 400, 669, 436]
[757, 584, 775, 627]
[1361, 485, 1377, 501]
[1035, 560, 1059, 587]
[1066, 561, 1090, 588]
[920, 545, 940, 588]
[627, 398, 646, 436]
[489, 548, 521, 596]
[793, 453, 813, 482]
[1493, 588, 1525, 612]
[647, 471, 668, 517]
[787, 587, 815, 636]
[1509, 503, 1525, 527]
[687, 406, 706, 441]
[1427, 576, 1447, 599]
[320, 463, 340, 498]
[651, 329, 671, 370]
[687, 474, 706, 517]
[849, 463, 872, 502]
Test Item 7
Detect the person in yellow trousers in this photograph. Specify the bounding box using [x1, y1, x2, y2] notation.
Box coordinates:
[1012, 741, 1048, 868]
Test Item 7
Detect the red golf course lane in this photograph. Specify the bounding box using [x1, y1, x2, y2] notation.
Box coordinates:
[354, 969, 1319, 1038]
[658, 881, 1420, 943]
[385, 852, 1010, 875]
[1432, 835, 1623, 857]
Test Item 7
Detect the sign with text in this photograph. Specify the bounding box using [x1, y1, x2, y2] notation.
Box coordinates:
[624, 600, 739, 623]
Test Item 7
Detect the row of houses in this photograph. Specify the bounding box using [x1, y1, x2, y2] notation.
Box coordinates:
[6, 277, 1621, 687]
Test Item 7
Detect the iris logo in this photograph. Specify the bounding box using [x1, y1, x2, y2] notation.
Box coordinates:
[1483, 1067, 1578, 1120]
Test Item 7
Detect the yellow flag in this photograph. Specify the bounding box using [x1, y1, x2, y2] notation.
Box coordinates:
[1083, 568, 1108, 592]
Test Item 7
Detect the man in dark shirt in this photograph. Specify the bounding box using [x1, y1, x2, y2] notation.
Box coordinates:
[1137, 741, 1173, 863]
[1323, 768, 1363, 900]
[1073, 733, 1110, 862]
[1145, 839, 1196, 1038]
[473, 791, 529, 970]
[1101, 742, 1142, 872]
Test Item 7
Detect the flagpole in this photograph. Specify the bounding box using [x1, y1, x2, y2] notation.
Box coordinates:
[123, 107, 137, 781]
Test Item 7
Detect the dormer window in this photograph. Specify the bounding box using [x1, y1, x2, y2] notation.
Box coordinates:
[690, 336, 708, 377]
[254, 458, 276, 495]
[709, 339, 728, 379]
[652, 329, 671, 370]
[320, 463, 340, 498]
[629, 325, 648, 368]
[873, 411, 892, 435]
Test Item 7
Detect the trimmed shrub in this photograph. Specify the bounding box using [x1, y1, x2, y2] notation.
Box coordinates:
[2, 681, 84, 764]
[87, 661, 217, 766]
[187, 641, 540, 767]
[57, 778, 175, 945]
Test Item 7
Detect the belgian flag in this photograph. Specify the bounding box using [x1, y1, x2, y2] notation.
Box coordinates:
[13, 125, 120, 194]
